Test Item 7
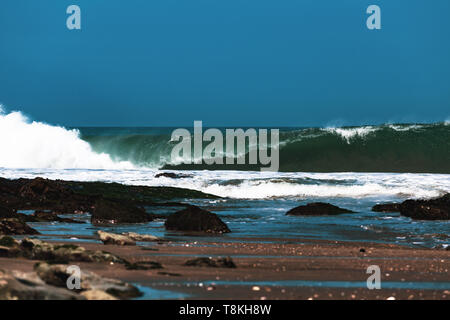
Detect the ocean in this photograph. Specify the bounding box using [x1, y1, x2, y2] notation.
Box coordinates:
[1, 108, 449, 248]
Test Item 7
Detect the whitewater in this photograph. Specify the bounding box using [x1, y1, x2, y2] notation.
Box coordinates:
[1, 106, 450, 200]
[0, 106, 134, 170]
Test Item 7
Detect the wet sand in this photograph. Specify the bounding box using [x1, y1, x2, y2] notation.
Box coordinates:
[1, 237, 449, 300]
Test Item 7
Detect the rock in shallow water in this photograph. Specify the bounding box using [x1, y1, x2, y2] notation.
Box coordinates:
[97, 230, 136, 246]
[31, 210, 85, 224]
[286, 202, 354, 216]
[97, 231, 159, 245]
[165, 205, 230, 234]
[122, 232, 159, 242]
[371, 203, 402, 213]
[91, 198, 152, 224]
[0, 218, 40, 235]
[400, 194, 450, 220]
[155, 172, 192, 179]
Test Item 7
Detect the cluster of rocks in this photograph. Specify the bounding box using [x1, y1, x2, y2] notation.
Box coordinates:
[372, 193, 450, 220]
[0, 236, 125, 264]
[284, 194, 450, 220]
[0, 176, 218, 223]
[0, 235, 146, 300]
[0, 263, 141, 300]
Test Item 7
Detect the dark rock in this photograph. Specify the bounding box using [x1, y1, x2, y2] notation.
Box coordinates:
[359, 248, 366, 253]
[124, 261, 163, 270]
[184, 257, 236, 268]
[372, 203, 401, 212]
[32, 210, 85, 224]
[18, 177, 74, 202]
[286, 202, 354, 216]
[91, 198, 152, 224]
[165, 205, 230, 233]
[0, 204, 15, 219]
[155, 172, 192, 179]
[0, 177, 218, 218]
[0, 218, 40, 235]
[400, 194, 450, 220]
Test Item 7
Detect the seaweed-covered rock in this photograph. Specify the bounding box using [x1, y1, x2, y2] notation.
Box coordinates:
[0, 177, 218, 217]
[286, 202, 354, 216]
[0, 218, 40, 235]
[0, 236, 22, 258]
[165, 206, 230, 233]
[0, 269, 83, 300]
[34, 262, 141, 299]
[400, 194, 450, 220]
[122, 232, 159, 242]
[97, 231, 136, 246]
[91, 198, 152, 224]
[19, 238, 126, 264]
[372, 203, 401, 213]
[184, 257, 236, 268]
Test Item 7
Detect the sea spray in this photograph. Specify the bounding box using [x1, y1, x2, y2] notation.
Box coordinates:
[0, 108, 134, 169]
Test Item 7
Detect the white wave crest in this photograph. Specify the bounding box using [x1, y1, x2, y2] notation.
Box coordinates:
[324, 126, 378, 143]
[0, 107, 134, 169]
[388, 124, 423, 131]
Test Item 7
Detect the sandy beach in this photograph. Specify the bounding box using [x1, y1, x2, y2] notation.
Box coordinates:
[1, 236, 449, 300]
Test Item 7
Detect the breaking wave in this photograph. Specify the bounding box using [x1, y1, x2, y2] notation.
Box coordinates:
[1, 106, 449, 173]
[0, 106, 134, 169]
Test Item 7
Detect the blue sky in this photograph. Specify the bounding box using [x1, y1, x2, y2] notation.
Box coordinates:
[1, 0, 449, 127]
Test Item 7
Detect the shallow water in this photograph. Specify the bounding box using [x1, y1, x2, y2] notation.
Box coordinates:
[4, 168, 449, 248]
[151, 280, 450, 291]
[20, 194, 450, 249]
[133, 284, 190, 300]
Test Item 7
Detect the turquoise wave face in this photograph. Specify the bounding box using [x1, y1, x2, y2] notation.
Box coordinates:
[79, 123, 450, 173]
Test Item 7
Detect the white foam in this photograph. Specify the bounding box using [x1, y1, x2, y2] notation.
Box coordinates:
[0, 107, 134, 169]
[324, 126, 378, 143]
[1, 168, 448, 200]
